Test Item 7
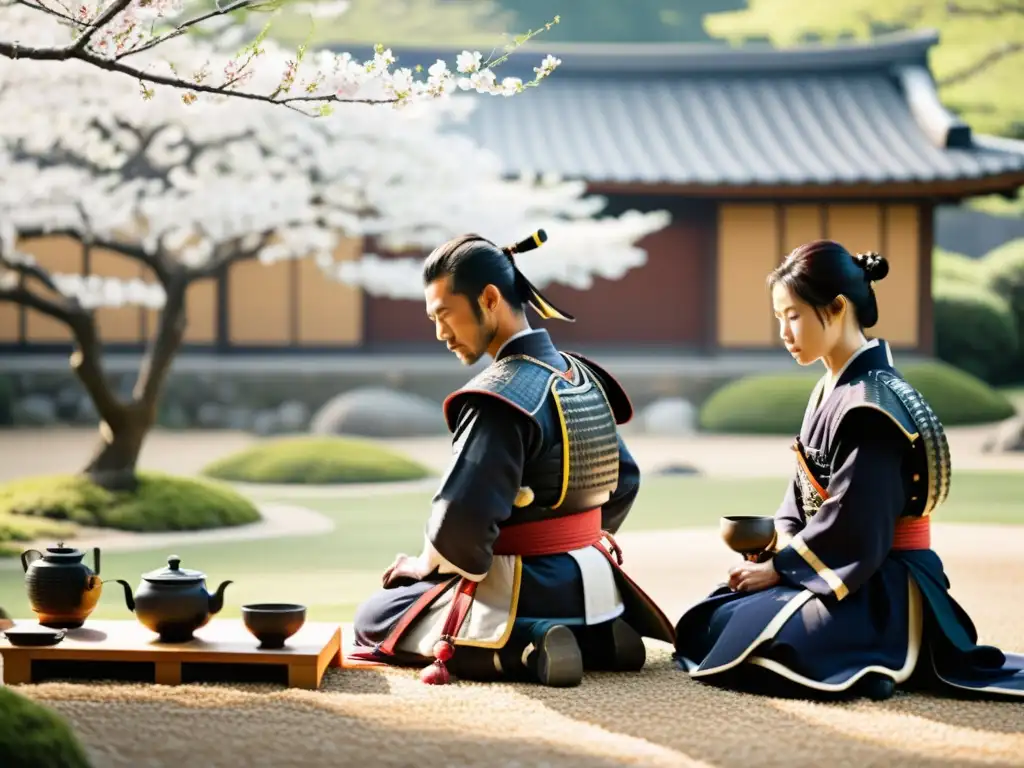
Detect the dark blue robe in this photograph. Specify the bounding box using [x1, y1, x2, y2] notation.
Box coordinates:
[674, 339, 1024, 699]
[352, 329, 674, 673]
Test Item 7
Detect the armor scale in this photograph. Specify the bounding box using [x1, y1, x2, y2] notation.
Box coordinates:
[442, 353, 620, 516]
[796, 371, 952, 519]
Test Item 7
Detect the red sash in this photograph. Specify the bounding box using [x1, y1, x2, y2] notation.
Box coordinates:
[892, 517, 930, 551]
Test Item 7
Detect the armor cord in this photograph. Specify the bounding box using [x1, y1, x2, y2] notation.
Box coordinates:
[602, 530, 624, 565]
[419, 579, 479, 685]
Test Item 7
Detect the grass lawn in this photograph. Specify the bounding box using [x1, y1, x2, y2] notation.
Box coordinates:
[1, 470, 1022, 624]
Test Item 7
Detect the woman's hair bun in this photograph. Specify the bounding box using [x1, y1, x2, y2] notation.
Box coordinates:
[853, 251, 889, 282]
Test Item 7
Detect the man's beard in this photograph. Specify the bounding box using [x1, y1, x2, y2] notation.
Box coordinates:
[459, 321, 498, 365]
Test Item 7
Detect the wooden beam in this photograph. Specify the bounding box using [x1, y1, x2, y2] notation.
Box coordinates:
[586, 171, 1024, 201]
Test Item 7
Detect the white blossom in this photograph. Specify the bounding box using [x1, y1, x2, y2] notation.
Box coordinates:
[0, 2, 564, 112]
[0, 15, 670, 313]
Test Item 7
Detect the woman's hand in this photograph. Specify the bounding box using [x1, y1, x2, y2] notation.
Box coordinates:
[728, 559, 781, 593]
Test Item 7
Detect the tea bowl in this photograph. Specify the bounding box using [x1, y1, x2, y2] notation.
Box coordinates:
[720, 516, 777, 556]
[242, 603, 307, 649]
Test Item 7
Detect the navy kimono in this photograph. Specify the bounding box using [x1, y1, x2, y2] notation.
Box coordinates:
[674, 339, 1024, 699]
[352, 329, 674, 679]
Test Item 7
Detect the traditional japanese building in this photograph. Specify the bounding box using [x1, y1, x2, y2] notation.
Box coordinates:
[4, 29, 1024, 360]
[359, 29, 1024, 356]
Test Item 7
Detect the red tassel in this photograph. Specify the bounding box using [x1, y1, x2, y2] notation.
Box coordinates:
[420, 638, 455, 685]
[419, 659, 451, 685]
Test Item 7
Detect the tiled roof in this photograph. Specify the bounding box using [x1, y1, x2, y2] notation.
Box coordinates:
[334, 31, 1024, 189]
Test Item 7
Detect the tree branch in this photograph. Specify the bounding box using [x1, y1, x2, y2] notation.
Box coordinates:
[937, 41, 1024, 88]
[115, 0, 256, 61]
[945, 0, 1024, 17]
[1, 3, 561, 112]
[70, 0, 131, 52]
[17, 226, 172, 283]
[0, 251, 63, 294]
[133, 274, 186, 409]
[67, 312, 129, 430]
[0, 280, 74, 324]
[185, 231, 274, 280]
[0, 273, 127, 426]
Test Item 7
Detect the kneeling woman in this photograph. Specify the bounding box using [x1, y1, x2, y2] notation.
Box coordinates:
[673, 239, 1024, 700]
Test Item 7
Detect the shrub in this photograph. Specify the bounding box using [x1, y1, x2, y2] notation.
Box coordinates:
[0, 688, 92, 768]
[933, 246, 985, 285]
[0, 471, 260, 542]
[933, 278, 1018, 383]
[984, 238, 1024, 381]
[699, 360, 1015, 434]
[200, 436, 433, 484]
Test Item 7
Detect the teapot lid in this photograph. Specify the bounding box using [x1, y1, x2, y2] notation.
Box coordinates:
[143, 555, 205, 584]
[44, 542, 84, 561]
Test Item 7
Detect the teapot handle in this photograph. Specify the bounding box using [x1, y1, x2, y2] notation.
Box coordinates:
[20, 549, 42, 574]
[92, 547, 101, 576]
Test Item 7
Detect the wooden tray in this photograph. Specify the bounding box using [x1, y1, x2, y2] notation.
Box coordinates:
[0, 619, 342, 689]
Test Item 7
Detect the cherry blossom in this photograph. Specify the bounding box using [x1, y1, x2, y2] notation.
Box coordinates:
[0, 22, 668, 486]
[0, 0, 563, 112]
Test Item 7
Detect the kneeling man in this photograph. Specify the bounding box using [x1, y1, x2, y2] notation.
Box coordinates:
[350, 232, 675, 686]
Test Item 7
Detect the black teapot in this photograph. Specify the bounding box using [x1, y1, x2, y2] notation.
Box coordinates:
[21, 543, 103, 629]
[114, 555, 232, 643]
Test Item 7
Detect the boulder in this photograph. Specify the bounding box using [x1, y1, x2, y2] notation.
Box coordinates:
[310, 387, 447, 438]
[277, 400, 311, 432]
[983, 416, 1024, 453]
[639, 397, 697, 436]
[654, 462, 702, 476]
[12, 395, 57, 426]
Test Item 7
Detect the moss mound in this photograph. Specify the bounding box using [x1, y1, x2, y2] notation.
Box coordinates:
[200, 436, 433, 485]
[699, 360, 1016, 435]
[0, 472, 260, 555]
[0, 688, 92, 768]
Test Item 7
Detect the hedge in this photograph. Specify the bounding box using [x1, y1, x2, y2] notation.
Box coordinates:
[984, 238, 1024, 378]
[933, 278, 1018, 383]
[201, 436, 433, 484]
[0, 472, 260, 557]
[699, 360, 1016, 435]
[0, 688, 92, 768]
[933, 247, 985, 285]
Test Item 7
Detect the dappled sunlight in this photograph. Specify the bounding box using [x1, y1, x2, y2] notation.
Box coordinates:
[769, 697, 1024, 765]
[14, 641, 1024, 768]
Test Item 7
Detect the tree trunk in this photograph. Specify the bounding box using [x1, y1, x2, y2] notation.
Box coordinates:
[76, 276, 188, 492]
[83, 405, 151, 492]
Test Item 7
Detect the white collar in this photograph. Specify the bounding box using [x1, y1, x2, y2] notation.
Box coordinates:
[494, 327, 541, 360]
[828, 338, 879, 387]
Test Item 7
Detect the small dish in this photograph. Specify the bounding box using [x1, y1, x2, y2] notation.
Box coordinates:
[1, 626, 68, 647]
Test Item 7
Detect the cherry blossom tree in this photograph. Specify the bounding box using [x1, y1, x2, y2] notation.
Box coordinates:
[0, 0, 562, 113]
[0, 30, 671, 491]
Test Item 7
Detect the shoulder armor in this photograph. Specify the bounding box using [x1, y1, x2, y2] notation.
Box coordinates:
[833, 370, 952, 516]
[561, 351, 633, 425]
[442, 355, 562, 432]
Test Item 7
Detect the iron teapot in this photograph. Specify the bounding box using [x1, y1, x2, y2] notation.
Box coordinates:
[21, 543, 103, 629]
[114, 555, 232, 643]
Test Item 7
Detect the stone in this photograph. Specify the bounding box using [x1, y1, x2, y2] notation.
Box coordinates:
[276, 400, 310, 432]
[310, 387, 447, 438]
[226, 407, 253, 431]
[654, 463, 702, 476]
[196, 402, 226, 428]
[983, 416, 1024, 453]
[251, 410, 281, 436]
[75, 396, 98, 424]
[12, 395, 57, 426]
[639, 397, 697, 436]
[158, 403, 190, 430]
